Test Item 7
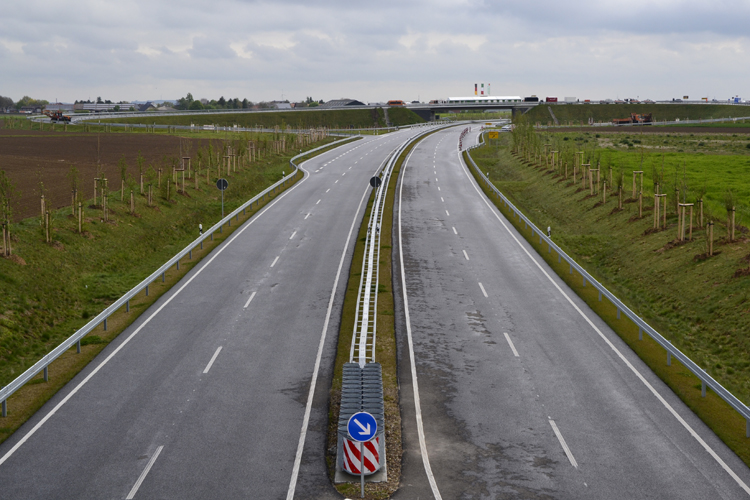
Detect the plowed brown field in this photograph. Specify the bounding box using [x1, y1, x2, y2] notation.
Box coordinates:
[0, 130, 223, 221]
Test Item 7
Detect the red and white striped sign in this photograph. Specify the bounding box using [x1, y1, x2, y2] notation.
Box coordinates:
[342, 436, 380, 475]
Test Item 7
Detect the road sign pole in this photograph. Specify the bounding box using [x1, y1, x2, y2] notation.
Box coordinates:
[221, 189, 224, 219]
[360, 441, 365, 498]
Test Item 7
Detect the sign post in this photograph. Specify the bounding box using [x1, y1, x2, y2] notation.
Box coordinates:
[216, 178, 228, 218]
[347, 412, 378, 498]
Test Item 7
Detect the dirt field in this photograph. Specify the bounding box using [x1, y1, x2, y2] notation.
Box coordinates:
[550, 126, 750, 134]
[0, 130, 224, 221]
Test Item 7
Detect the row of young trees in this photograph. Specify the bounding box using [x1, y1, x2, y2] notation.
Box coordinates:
[1, 127, 331, 257]
[509, 117, 742, 249]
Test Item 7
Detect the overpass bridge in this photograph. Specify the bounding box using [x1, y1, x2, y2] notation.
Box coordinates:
[406, 101, 538, 121]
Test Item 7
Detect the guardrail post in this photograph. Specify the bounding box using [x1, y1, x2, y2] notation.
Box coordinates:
[1, 399, 6, 417]
[638, 327, 642, 340]
[176, 260, 180, 270]
[583, 277, 586, 286]
[77, 339, 81, 353]
[746, 419, 749, 438]
[617, 308, 620, 319]
[126, 300, 130, 312]
[211, 232, 214, 241]
[104, 318, 107, 331]
[162, 272, 165, 282]
[228, 219, 231, 227]
[43, 366, 49, 382]
[189, 250, 192, 259]
[569, 264, 572, 274]
[702, 380, 706, 397]
[667, 352, 672, 366]
[598, 291, 602, 301]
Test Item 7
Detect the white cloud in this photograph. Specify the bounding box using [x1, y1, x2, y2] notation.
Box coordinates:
[0, 0, 748, 103]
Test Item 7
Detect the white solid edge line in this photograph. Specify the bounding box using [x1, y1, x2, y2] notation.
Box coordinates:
[270, 256, 279, 268]
[126, 445, 164, 499]
[0, 158, 310, 468]
[455, 149, 750, 495]
[286, 147, 394, 500]
[462, 250, 469, 261]
[478, 282, 488, 298]
[398, 141, 443, 499]
[290, 231, 296, 240]
[503, 332, 520, 357]
[549, 420, 578, 469]
[202, 346, 223, 374]
[243, 291, 256, 309]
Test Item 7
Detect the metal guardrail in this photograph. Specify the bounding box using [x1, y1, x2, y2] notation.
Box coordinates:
[0, 136, 358, 417]
[464, 134, 750, 437]
[349, 124, 453, 367]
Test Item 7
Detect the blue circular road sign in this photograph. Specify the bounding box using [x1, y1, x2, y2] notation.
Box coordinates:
[347, 412, 378, 442]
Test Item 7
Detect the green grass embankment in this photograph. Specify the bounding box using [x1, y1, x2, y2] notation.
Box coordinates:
[524, 103, 750, 125]
[100, 108, 389, 129]
[466, 135, 750, 466]
[0, 135, 346, 444]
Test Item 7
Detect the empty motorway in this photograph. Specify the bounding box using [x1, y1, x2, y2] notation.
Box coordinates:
[0, 128, 424, 499]
[392, 126, 750, 499]
[1, 124, 749, 499]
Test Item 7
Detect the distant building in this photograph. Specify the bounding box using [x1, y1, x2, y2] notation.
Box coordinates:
[271, 101, 292, 110]
[44, 103, 75, 112]
[73, 103, 139, 112]
[319, 99, 365, 108]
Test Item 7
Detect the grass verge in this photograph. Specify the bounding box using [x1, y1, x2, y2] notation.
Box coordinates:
[0, 136, 356, 445]
[463, 141, 750, 468]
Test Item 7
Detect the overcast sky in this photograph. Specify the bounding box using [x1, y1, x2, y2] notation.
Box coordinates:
[2, 0, 749, 103]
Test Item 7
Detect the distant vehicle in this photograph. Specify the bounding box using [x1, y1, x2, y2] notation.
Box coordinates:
[730, 97, 742, 103]
[583, 99, 591, 103]
[600, 99, 613, 104]
[643, 99, 654, 103]
[387, 100, 406, 106]
[545, 97, 558, 103]
[43, 110, 71, 122]
[614, 99, 625, 104]
[501, 124, 513, 131]
[624, 98, 639, 104]
[202, 124, 215, 130]
[672, 98, 683, 102]
[411, 100, 420, 104]
[523, 96, 539, 102]
[429, 100, 447, 105]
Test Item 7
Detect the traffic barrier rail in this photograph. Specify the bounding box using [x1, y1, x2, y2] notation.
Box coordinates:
[464, 133, 750, 437]
[349, 124, 453, 367]
[0, 136, 357, 417]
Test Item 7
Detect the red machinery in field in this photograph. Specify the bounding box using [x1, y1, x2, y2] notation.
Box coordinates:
[43, 110, 72, 123]
[613, 113, 653, 125]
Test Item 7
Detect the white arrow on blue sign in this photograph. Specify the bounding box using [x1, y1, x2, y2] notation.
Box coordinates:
[347, 412, 378, 442]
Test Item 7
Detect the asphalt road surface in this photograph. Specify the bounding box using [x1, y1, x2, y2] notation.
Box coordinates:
[392, 126, 750, 499]
[0, 128, 427, 499]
